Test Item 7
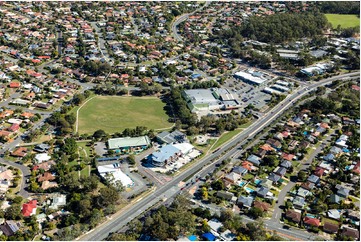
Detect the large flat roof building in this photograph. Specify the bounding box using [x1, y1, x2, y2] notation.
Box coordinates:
[182, 88, 240, 113]
[234, 70, 269, 86]
[108, 136, 151, 151]
[98, 163, 134, 187]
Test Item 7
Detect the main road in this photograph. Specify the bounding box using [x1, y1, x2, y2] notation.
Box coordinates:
[78, 72, 359, 241]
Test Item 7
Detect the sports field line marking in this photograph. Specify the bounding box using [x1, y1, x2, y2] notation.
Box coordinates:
[75, 96, 97, 133]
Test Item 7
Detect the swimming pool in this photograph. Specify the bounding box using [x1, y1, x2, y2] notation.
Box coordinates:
[254, 178, 261, 185]
[306, 214, 316, 218]
[245, 187, 255, 193]
[239, 181, 246, 187]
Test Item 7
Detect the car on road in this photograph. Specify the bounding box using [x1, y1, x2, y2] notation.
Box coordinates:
[283, 225, 291, 230]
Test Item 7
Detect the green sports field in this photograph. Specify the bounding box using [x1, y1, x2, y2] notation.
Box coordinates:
[78, 96, 172, 134]
[325, 14, 360, 28]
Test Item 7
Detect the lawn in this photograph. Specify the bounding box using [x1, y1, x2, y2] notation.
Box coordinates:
[77, 96, 172, 134]
[77, 141, 92, 159]
[212, 129, 243, 151]
[325, 14, 360, 28]
[80, 165, 90, 179]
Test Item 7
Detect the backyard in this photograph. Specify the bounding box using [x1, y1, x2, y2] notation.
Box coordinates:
[77, 96, 172, 134]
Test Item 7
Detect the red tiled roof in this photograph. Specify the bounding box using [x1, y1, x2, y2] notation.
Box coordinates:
[22, 200, 37, 217]
[9, 82, 21, 88]
[282, 153, 295, 161]
[314, 167, 325, 177]
[304, 216, 320, 227]
[351, 85, 360, 91]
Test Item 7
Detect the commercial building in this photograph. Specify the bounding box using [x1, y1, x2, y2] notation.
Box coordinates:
[276, 49, 299, 60]
[97, 163, 134, 187]
[182, 88, 240, 113]
[149, 143, 194, 167]
[156, 130, 187, 144]
[108, 136, 151, 153]
[300, 62, 333, 76]
[234, 69, 269, 86]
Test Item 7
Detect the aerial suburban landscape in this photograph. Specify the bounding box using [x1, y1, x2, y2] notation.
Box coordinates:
[0, 1, 359, 241]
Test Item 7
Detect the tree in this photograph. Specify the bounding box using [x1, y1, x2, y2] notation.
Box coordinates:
[98, 187, 120, 207]
[93, 129, 106, 139]
[248, 207, 263, 219]
[211, 180, 225, 191]
[62, 138, 78, 155]
[128, 154, 136, 165]
[298, 170, 308, 182]
[201, 187, 208, 200]
[5, 204, 22, 220]
[81, 175, 99, 192]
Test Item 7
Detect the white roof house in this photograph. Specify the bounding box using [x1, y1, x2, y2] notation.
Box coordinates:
[35, 153, 51, 163]
[49, 194, 67, 210]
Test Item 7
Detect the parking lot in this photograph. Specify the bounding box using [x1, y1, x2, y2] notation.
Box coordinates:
[223, 76, 273, 111]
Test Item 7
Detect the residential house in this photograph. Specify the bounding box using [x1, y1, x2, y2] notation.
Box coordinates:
[329, 194, 343, 204]
[256, 186, 269, 198]
[285, 210, 301, 224]
[307, 174, 320, 184]
[0, 220, 21, 236]
[237, 195, 254, 209]
[11, 147, 27, 157]
[280, 160, 292, 169]
[216, 191, 234, 201]
[301, 181, 315, 191]
[282, 153, 295, 161]
[268, 173, 281, 183]
[275, 167, 287, 177]
[330, 146, 342, 155]
[33, 160, 56, 172]
[327, 209, 341, 220]
[288, 140, 299, 150]
[34, 143, 50, 153]
[22, 200, 37, 217]
[8, 123, 20, 132]
[293, 196, 306, 209]
[341, 227, 359, 240]
[35, 153, 51, 163]
[342, 117, 354, 125]
[224, 172, 241, 184]
[260, 179, 273, 189]
[256, 149, 267, 158]
[253, 200, 270, 212]
[323, 222, 339, 234]
[37, 172, 55, 182]
[297, 187, 310, 198]
[232, 166, 248, 176]
[242, 161, 257, 171]
[336, 185, 350, 198]
[303, 216, 320, 227]
[266, 138, 282, 149]
[41, 181, 58, 190]
[49, 194, 67, 210]
[314, 167, 325, 177]
[247, 155, 261, 166]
